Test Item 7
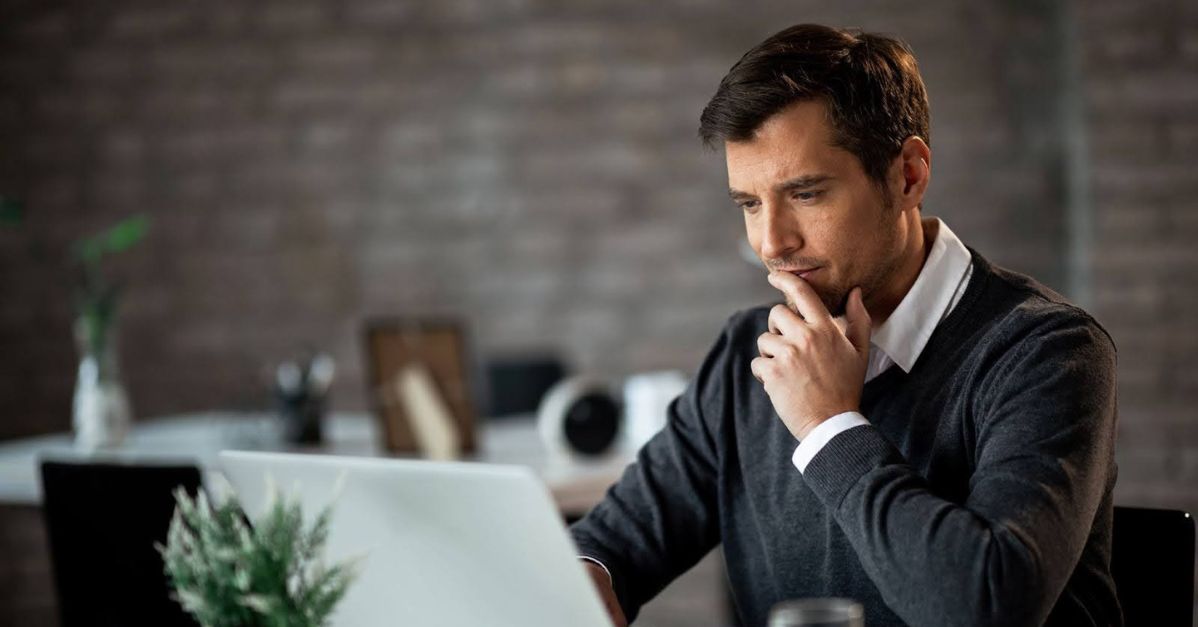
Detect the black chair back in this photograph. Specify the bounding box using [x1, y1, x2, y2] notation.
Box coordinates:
[1111, 506, 1195, 626]
[40, 460, 203, 627]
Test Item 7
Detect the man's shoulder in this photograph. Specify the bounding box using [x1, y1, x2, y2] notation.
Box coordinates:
[969, 252, 1116, 360]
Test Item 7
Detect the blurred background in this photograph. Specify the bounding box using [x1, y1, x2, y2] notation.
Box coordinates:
[1, 0, 1195, 625]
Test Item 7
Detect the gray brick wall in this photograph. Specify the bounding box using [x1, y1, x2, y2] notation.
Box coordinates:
[1078, 0, 1198, 521]
[0, 0, 1074, 440]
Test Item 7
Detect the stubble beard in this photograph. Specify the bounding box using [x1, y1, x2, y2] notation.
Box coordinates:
[822, 254, 896, 317]
[819, 190, 903, 318]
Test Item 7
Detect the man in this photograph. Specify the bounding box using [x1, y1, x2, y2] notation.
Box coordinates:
[570, 24, 1121, 627]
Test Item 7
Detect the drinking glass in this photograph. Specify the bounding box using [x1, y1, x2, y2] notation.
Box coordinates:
[768, 598, 865, 627]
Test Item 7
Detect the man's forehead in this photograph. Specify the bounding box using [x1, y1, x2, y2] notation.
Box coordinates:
[724, 138, 840, 193]
[751, 99, 833, 143]
[724, 101, 850, 192]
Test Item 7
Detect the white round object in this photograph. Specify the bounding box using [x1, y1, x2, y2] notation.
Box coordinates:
[537, 376, 622, 459]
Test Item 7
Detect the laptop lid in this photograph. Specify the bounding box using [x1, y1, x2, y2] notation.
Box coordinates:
[219, 450, 611, 627]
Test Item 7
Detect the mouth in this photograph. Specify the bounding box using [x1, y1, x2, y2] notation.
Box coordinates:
[781, 267, 821, 280]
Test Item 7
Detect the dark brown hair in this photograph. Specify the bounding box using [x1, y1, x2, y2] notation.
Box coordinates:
[698, 24, 930, 186]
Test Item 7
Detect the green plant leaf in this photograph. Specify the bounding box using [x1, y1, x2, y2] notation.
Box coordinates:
[74, 214, 150, 263]
[160, 483, 357, 627]
[103, 214, 149, 253]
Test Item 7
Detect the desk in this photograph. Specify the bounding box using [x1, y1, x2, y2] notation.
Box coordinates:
[0, 413, 735, 627]
[0, 412, 636, 513]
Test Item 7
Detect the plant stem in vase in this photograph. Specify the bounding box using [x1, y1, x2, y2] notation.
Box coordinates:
[72, 310, 132, 450]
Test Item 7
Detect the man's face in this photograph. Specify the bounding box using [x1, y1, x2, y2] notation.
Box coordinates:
[726, 100, 906, 316]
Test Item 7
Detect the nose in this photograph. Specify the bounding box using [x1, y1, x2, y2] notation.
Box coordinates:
[758, 203, 802, 261]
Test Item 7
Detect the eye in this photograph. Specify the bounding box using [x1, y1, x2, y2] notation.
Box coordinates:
[736, 199, 761, 213]
[791, 190, 822, 203]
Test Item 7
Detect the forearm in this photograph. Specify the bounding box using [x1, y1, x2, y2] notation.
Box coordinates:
[581, 560, 628, 627]
[570, 316, 741, 621]
[802, 424, 1111, 627]
[780, 314, 1119, 626]
[569, 424, 720, 621]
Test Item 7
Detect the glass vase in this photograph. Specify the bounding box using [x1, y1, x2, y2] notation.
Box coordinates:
[71, 315, 132, 450]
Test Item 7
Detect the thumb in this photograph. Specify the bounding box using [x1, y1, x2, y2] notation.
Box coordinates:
[845, 287, 871, 354]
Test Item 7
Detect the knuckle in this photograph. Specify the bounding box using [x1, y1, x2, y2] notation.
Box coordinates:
[749, 361, 766, 383]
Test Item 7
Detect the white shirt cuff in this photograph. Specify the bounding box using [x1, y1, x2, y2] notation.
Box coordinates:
[791, 411, 870, 473]
[578, 556, 613, 585]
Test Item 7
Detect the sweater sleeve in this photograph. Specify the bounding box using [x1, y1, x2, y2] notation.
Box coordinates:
[801, 313, 1118, 627]
[568, 318, 734, 623]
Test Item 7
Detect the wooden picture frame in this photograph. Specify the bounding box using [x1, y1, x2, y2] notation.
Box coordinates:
[362, 318, 477, 455]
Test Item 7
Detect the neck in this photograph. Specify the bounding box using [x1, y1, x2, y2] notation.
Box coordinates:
[868, 214, 935, 326]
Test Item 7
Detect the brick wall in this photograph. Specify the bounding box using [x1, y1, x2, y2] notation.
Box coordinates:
[0, 0, 1072, 438]
[1077, 0, 1198, 520]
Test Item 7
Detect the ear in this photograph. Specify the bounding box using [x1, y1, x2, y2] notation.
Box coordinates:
[889, 136, 931, 212]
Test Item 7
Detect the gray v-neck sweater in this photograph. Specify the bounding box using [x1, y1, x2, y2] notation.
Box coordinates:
[570, 249, 1122, 627]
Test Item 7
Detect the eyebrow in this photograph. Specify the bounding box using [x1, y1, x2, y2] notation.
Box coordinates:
[728, 174, 835, 199]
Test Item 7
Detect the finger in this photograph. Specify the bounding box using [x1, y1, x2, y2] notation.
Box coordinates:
[767, 303, 804, 337]
[844, 286, 872, 354]
[757, 331, 790, 358]
[749, 356, 766, 383]
[767, 271, 833, 327]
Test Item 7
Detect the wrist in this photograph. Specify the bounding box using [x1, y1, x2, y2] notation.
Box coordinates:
[796, 407, 858, 441]
[795, 418, 822, 441]
[791, 411, 871, 472]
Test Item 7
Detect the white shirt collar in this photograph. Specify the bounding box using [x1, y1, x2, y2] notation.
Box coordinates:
[868, 218, 973, 374]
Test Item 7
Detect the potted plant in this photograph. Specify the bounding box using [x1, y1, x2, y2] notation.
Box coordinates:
[70, 214, 148, 449]
[159, 484, 358, 627]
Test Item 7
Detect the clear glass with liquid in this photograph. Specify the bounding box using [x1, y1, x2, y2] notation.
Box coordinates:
[768, 598, 865, 627]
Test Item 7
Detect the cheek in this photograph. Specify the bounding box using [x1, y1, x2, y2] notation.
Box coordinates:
[818, 219, 866, 282]
[744, 215, 763, 254]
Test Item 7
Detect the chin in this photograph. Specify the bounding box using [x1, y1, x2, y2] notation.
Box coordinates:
[816, 287, 850, 317]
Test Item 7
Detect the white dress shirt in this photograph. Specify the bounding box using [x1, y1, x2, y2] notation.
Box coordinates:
[791, 218, 974, 473]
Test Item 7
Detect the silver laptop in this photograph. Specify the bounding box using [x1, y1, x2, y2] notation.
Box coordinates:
[219, 450, 612, 627]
